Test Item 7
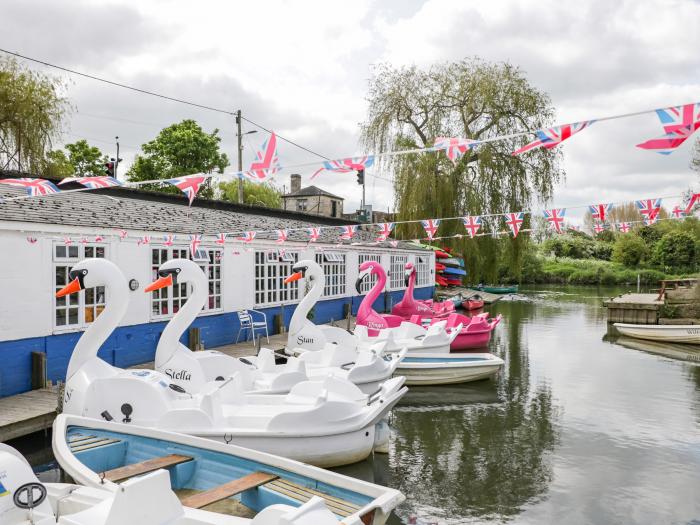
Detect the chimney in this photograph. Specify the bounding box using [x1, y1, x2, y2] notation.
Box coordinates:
[290, 174, 301, 194]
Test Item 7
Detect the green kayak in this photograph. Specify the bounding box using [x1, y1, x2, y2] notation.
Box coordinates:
[475, 285, 518, 294]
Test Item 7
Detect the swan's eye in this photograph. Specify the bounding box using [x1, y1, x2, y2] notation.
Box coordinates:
[176, 269, 181, 273]
[82, 270, 87, 275]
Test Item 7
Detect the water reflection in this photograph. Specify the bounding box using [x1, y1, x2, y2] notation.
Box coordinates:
[387, 297, 560, 523]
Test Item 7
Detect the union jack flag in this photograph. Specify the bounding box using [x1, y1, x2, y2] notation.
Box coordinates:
[389, 240, 399, 248]
[636, 103, 700, 155]
[239, 231, 256, 243]
[512, 121, 594, 156]
[617, 222, 631, 233]
[462, 216, 482, 238]
[26, 237, 37, 244]
[589, 203, 613, 223]
[276, 230, 288, 244]
[593, 222, 606, 234]
[163, 234, 175, 246]
[376, 222, 394, 242]
[543, 208, 566, 234]
[59, 176, 122, 189]
[116, 229, 128, 240]
[94, 235, 105, 242]
[684, 192, 700, 215]
[247, 132, 279, 180]
[504, 212, 525, 237]
[421, 219, 441, 240]
[312, 156, 375, 179]
[165, 175, 208, 206]
[189, 234, 202, 255]
[79, 237, 89, 244]
[307, 227, 322, 242]
[672, 205, 686, 219]
[63, 237, 73, 246]
[214, 233, 226, 246]
[433, 137, 477, 164]
[635, 198, 662, 225]
[0, 178, 60, 196]
[138, 235, 151, 246]
[339, 225, 358, 241]
[568, 225, 581, 232]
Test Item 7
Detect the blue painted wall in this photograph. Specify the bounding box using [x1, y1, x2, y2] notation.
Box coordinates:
[0, 286, 434, 398]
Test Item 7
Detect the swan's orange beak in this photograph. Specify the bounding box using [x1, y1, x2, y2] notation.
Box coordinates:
[283, 272, 302, 285]
[145, 274, 173, 293]
[56, 278, 82, 298]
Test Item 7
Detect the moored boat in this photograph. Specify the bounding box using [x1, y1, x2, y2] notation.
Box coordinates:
[53, 414, 404, 525]
[462, 295, 484, 310]
[394, 353, 504, 385]
[614, 323, 700, 344]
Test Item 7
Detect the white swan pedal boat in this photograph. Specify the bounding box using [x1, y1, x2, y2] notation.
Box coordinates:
[395, 353, 504, 385]
[0, 442, 343, 525]
[146, 259, 403, 396]
[55, 258, 407, 467]
[53, 414, 404, 525]
[284, 260, 456, 356]
[614, 323, 700, 344]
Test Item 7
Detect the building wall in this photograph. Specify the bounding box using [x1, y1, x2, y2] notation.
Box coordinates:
[282, 195, 344, 218]
[0, 222, 434, 397]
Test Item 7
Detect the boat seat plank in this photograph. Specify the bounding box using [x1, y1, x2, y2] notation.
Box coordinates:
[103, 454, 193, 482]
[67, 434, 97, 444]
[70, 438, 121, 453]
[264, 478, 360, 517]
[180, 472, 278, 509]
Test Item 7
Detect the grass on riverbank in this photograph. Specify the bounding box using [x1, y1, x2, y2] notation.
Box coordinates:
[522, 256, 677, 285]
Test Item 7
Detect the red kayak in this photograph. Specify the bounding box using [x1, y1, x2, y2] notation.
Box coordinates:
[462, 299, 484, 310]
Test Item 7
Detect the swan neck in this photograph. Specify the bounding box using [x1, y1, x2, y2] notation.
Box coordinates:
[290, 274, 322, 337]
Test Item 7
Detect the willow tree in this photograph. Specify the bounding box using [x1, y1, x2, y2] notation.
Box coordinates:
[0, 57, 70, 173]
[361, 60, 563, 282]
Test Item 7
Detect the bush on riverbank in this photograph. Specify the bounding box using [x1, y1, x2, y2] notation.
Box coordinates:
[521, 256, 670, 285]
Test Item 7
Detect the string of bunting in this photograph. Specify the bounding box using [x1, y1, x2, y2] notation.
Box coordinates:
[20, 191, 700, 251]
[1, 101, 699, 206]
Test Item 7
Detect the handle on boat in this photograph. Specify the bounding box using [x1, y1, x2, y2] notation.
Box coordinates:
[340, 361, 356, 370]
[367, 388, 384, 405]
[13, 482, 47, 510]
[239, 357, 257, 369]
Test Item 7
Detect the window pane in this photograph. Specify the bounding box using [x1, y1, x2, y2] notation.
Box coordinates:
[56, 245, 66, 258]
[68, 246, 79, 258]
[68, 308, 78, 325]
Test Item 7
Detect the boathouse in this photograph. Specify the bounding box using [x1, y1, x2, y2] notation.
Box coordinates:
[0, 177, 435, 398]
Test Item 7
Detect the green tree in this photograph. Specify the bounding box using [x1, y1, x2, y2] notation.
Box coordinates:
[612, 235, 648, 267]
[219, 179, 281, 208]
[653, 231, 697, 272]
[361, 59, 563, 282]
[127, 119, 229, 199]
[64, 139, 107, 176]
[692, 139, 700, 174]
[0, 57, 70, 173]
[44, 149, 74, 179]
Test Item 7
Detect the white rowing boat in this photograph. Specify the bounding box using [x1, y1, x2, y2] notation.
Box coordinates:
[394, 353, 504, 385]
[614, 323, 700, 344]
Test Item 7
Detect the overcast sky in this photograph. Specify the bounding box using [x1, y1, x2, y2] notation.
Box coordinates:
[2, 0, 699, 219]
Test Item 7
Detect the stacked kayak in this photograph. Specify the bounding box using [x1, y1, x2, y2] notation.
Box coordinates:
[435, 248, 465, 288]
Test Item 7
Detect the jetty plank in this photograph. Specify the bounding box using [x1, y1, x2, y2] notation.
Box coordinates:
[0, 387, 57, 442]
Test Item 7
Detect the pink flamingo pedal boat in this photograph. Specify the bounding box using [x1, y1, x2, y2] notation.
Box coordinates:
[391, 262, 457, 318]
[410, 312, 502, 351]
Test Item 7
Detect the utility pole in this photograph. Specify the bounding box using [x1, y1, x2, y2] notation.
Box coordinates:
[236, 110, 243, 204]
[115, 137, 120, 178]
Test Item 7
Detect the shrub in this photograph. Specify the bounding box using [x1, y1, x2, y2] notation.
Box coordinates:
[612, 235, 648, 267]
[653, 231, 697, 272]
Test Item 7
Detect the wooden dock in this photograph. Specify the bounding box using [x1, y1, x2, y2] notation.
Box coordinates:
[603, 293, 663, 324]
[438, 287, 506, 305]
[0, 387, 58, 442]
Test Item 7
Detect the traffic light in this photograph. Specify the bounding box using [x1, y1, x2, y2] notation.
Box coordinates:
[104, 161, 115, 177]
[356, 169, 365, 185]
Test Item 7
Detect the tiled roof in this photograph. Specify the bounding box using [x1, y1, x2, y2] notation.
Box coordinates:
[0, 180, 419, 249]
[282, 185, 344, 200]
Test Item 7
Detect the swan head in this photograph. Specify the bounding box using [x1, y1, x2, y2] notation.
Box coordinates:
[144, 258, 205, 293]
[56, 258, 125, 297]
[284, 259, 322, 285]
[356, 260, 384, 293]
[404, 262, 416, 286]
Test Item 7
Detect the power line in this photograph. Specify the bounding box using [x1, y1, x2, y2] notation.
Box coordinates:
[0, 47, 331, 161]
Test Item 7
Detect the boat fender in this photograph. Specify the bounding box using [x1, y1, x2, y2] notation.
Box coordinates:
[13, 482, 47, 510]
[101, 410, 114, 421]
[121, 403, 133, 423]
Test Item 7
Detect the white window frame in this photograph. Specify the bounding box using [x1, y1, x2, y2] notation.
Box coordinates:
[358, 252, 382, 294]
[416, 255, 432, 287]
[315, 252, 347, 298]
[254, 250, 300, 306]
[53, 242, 108, 332]
[389, 254, 409, 291]
[150, 245, 223, 320]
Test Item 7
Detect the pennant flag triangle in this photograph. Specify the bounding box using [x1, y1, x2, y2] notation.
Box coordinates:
[462, 216, 482, 238]
[165, 175, 208, 206]
[543, 208, 566, 234]
[503, 212, 524, 237]
[636, 103, 700, 155]
[0, 178, 60, 196]
[247, 132, 280, 180]
[512, 121, 594, 156]
[312, 156, 374, 179]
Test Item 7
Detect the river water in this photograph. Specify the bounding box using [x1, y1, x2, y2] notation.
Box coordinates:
[20, 285, 700, 524]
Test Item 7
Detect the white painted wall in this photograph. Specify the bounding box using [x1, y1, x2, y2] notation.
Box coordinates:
[0, 221, 435, 343]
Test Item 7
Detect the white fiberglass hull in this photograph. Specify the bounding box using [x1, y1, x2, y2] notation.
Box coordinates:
[614, 323, 700, 344]
[395, 353, 504, 385]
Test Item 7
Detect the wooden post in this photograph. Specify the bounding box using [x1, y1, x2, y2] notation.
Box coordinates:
[31, 352, 47, 390]
[188, 327, 203, 351]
